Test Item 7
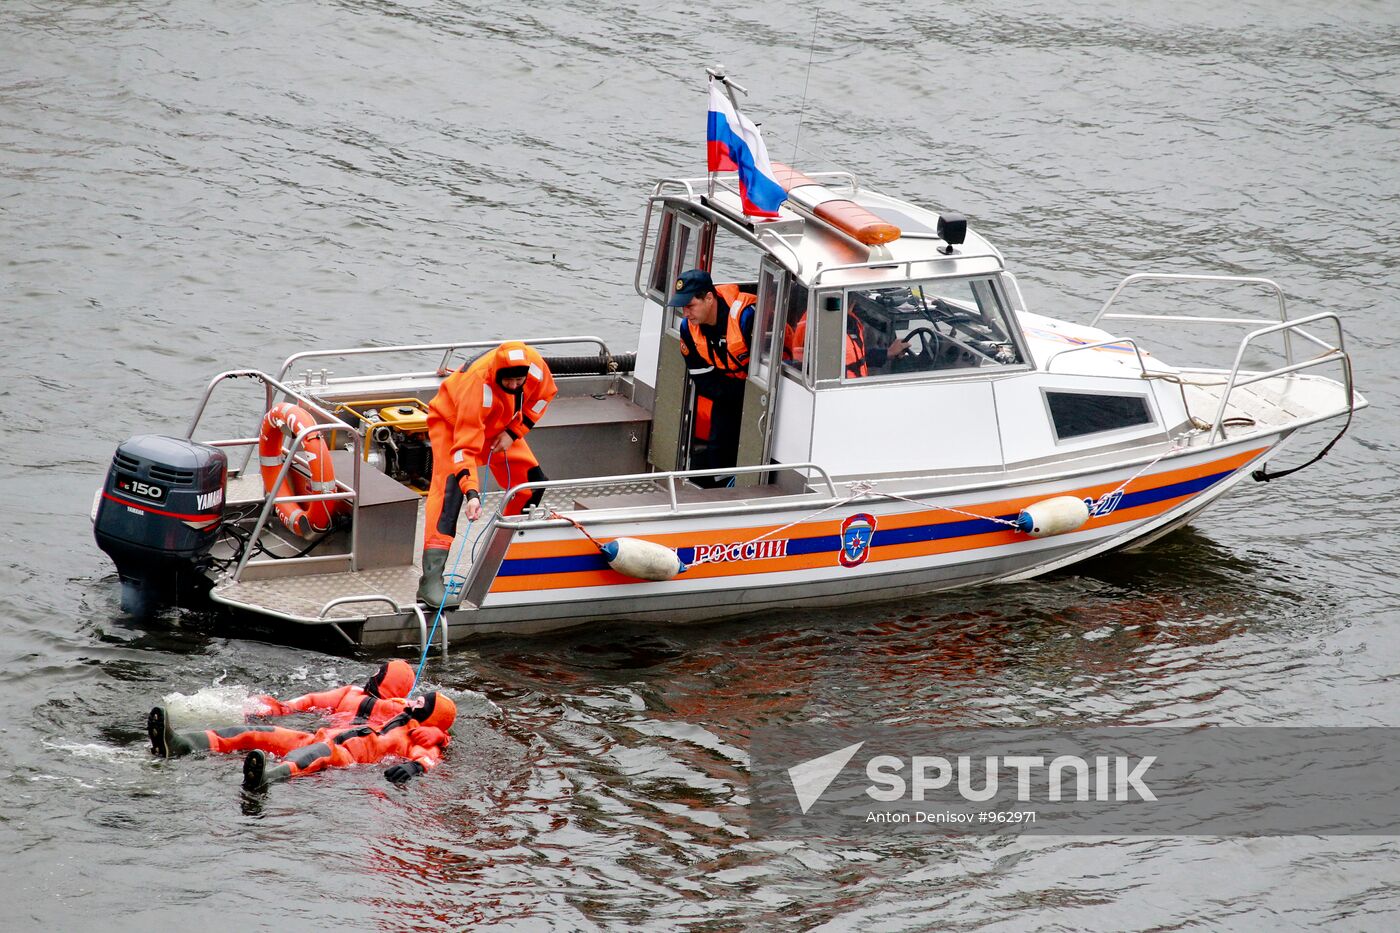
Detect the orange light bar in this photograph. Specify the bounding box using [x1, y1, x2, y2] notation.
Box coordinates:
[770, 161, 901, 246]
[812, 201, 902, 245]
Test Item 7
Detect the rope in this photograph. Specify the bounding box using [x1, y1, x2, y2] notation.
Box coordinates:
[410, 453, 512, 695]
[1096, 437, 1188, 503]
[411, 531, 466, 696]
[862, 488, 1022, 529]
[549, 509, 606, 552]
[1253, 367, 1355, 482]
[552, 427, 1211, 578]
[791, 16, 819, 166]
[686, 483, 875, 569]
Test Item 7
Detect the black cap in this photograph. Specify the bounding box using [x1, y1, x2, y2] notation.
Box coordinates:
[496, 365, 529, 381]
[667, 269, 714, 307]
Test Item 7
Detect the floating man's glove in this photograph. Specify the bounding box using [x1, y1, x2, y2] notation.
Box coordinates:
[385, 761, 427, 785]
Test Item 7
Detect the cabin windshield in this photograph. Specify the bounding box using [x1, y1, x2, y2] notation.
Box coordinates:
[836, 276, 1026, 380]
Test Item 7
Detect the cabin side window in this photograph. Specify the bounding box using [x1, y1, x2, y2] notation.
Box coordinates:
[652, 213, 704, 335]
[645, 211, 674, 303]
[780, 281, 811, 381]
[837, 276, 1026, 381]
[1045, 390, 1155, 441]
[705, 224, 765, 298]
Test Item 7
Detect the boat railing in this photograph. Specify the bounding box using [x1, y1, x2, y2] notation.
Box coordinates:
[1207, 312, 1354, 443]
[457, 462, 839, 604]
[274, 336, 616, 386]
[1088, 273, 1356, 441]
[317, 597, 441, 658]
[182, 369, 367, 580]
[809, 252, 1007, 288]
[1090, 272, 1297, 364]
[1042, 337, 1154, 376]
[648, 171, 861, 202]
[243, 336, 613, 478]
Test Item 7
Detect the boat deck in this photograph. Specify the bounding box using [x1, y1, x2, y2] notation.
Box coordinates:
[1178, 370, 1346, 435]
[210, 475, 684, 625]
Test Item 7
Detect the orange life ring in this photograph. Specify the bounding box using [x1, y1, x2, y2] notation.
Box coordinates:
[258, 403, 345, 537]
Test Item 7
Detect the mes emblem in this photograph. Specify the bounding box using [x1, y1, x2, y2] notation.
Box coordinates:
[838, 513, 877, 568]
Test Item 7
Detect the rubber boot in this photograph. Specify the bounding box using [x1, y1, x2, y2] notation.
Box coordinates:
[241, 750, 293, 790]
[147, 706, 211, 758]
[416, 548, 458, 607]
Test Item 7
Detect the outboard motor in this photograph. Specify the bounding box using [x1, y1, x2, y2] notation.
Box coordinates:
[93, 435, 227, 616]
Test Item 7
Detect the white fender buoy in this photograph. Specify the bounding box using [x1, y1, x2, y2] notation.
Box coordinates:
[1016, 496, 1091, 537]
[599, 537, 688, 581]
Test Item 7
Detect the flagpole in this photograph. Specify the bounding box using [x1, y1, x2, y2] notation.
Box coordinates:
[705, 65, 748, 199]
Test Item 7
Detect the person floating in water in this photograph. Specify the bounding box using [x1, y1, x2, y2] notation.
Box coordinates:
[147, 691, 456, 790]
[253, 658, 416, 728]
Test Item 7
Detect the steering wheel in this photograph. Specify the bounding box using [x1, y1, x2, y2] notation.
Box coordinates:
[900, 327, 943, 367]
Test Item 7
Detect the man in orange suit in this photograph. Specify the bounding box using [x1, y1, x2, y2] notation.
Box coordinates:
[148, 691, 457, 790]
[418, 341, 558, 605]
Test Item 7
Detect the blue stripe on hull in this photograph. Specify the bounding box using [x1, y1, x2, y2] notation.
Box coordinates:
[494, 467, 1235, 578]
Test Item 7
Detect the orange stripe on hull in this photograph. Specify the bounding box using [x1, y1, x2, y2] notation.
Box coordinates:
[488, 448, 1266, 594]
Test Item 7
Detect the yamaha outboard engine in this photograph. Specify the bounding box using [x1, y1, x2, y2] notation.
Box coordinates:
[93, 435, 227, 617]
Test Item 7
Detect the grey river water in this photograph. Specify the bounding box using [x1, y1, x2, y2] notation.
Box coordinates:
[3, 0, 1399, 929]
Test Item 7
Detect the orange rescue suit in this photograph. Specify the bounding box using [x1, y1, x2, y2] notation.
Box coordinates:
[786, 312, 871, 378]
[254, 658, 415, 728]
[423, 342, 558, 551]
[204, 694, 456, 780]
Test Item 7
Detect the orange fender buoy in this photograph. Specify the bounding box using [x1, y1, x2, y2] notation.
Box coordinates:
[258, 403, 345, 537]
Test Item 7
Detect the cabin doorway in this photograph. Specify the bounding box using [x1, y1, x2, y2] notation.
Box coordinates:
[643, 212, 778, 484]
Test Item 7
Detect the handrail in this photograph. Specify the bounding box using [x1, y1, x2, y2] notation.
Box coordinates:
[275, 336, 615, 385]
[810, 252, 1006, 289]
[493, 462, 840, 519]
[186, 369, 352, 441]
[633, 196, 660, 300]
[653, 171, 861, 198]
[1090, 273, 1295, 365]
[232, 418, 364, 580]
[1043, 337, 1153, 376]
[1042, 337, 1175, 444]
[318, 597, 438, 658]
[457, 462, 840, 602]
[188, 368, 354, 478]
[1208, 312, 1352, 443]
[181, 370, 368, 581]
[757, 228, 805, 276]
[649, 177, 699, 200]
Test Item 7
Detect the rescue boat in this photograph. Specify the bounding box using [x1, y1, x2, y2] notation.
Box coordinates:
[92, 152, 1363, 649]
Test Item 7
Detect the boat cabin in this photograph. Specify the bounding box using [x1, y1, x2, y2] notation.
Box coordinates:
[631, 170, 1186, 487]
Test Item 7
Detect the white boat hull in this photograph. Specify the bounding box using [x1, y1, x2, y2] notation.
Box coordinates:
[335, 437, 1277, 644]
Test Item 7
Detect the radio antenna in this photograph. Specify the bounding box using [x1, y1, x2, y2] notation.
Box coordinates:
[792, 15, 819, 165]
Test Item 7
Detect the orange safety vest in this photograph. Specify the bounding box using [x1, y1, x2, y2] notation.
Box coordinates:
[787, 312, 869, 377]
[680, 283, 757, 379]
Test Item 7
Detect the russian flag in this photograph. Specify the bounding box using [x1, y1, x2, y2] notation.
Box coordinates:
[707, 82, 787, 219]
